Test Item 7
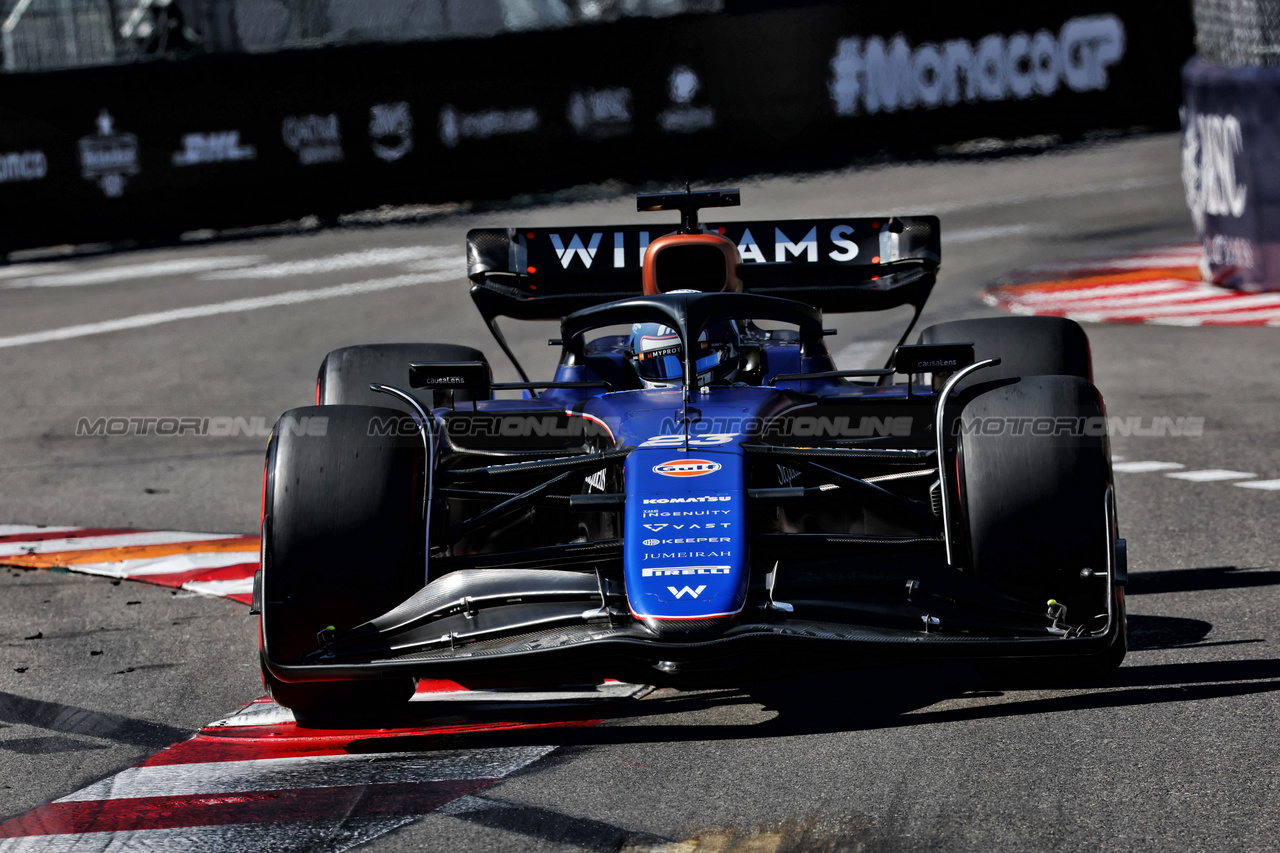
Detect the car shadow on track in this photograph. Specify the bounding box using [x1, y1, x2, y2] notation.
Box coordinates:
[326, 567, 1280, 749]
[1127, 565, 1280, 595]
[337, 651, 1280, 755]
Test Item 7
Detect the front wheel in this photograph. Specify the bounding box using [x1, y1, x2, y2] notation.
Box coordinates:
[259, 404, 423, 722]
[956, 375, 1125, 685]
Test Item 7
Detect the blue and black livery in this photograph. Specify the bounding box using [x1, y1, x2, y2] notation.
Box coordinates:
[256, 188, 1127, 717]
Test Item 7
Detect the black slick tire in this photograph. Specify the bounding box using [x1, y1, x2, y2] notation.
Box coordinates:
[316, 343, 489, 411]
[919, 316, 1092, 386]
[260, 404, 422, 722]
[955, 375, 1125, 686]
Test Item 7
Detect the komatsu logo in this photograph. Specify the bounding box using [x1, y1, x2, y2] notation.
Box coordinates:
[643, 495, 731, 505]
[550, 233, 602, 267]
[653, 459, 722, 478]
[668, 585, 707, 599]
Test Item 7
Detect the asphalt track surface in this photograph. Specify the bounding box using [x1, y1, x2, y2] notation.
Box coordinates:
[3, 132, 1280, 851]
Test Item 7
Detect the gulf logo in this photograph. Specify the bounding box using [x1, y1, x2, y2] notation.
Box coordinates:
[653, 458, 722, 478]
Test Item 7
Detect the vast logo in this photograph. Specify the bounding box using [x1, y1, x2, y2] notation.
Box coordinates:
[652, 459, 722, 478]
[668, 585, 707, 599]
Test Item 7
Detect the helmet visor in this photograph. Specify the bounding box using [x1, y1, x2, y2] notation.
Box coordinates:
[634, 341, 720, 383]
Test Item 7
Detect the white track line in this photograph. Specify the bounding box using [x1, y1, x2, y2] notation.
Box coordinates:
[0, 525, 81, 537]
[1235, 479, 1280, 490]
[69, 551, 256, 578]
[205, 702, 297, 728]
[1002, 280, 1191, 305]
[0, 818, 418, 853]
[0, 531, 242, 557]
[1068, 293, 1280, 322]
[1146, 307, 1280, 326]
[182, 577, 255, 597]
[414, 683, 646, 703]
[0, 271, 456, 350]
[60, 748, 555, 802]
[1014, 285, 1231, 311]
[834, 340, 892, 370]
[942, 224, 1040, 245]
[1113, 461, 1185, 473]
[5, 257, 265, 288]
[850, 175, 1177, 217]
[1165, 469, 1257, 482]
[203, 247, 456, 280]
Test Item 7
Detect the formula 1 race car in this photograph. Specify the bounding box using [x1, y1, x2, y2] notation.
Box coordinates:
[255, 188, 1126, 719]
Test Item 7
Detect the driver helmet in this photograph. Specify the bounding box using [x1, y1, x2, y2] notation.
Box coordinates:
[629, 319, 740, 389]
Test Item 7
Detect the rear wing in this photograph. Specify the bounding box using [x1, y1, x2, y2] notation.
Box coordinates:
[467, 216, 940, 321]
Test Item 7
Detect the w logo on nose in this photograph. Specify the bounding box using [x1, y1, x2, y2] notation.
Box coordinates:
[667, 585, 706, 599]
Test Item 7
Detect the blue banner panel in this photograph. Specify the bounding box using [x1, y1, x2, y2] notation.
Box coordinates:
[1182, 58, 1280, 290]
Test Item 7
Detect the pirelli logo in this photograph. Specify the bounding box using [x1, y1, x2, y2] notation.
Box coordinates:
[641, 566, 731, 577]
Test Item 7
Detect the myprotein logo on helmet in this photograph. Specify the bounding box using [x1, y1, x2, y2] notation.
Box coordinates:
[653, 459, 722, 478]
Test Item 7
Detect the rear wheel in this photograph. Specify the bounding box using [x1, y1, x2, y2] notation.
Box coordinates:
[260, 404, 422, 722]
[919, 316, 1092, 385]
[317, 343, 490, 411]
[955, 375, 1125, 686]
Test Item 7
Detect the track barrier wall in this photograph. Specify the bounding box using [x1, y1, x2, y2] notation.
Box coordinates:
[0, 1, 1192, 256]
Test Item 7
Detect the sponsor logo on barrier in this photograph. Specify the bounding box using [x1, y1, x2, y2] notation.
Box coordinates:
[642, 566, 731, 577]
[568, 87, 633, 138]
[660, 66, 715, 133]
[79, 110, 139, 198]
[1183, 112, 1248, 230]
[653, 459, 722, 478]
[1206, 233, 1255, 271]
[172, 131, 256, 166]
[0, 150, 47, 183]
[829, 14, 1125, 116]
[439, 105, 539, 148]
[370, 102, 413, 162]
[282, 114, 343, 165]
